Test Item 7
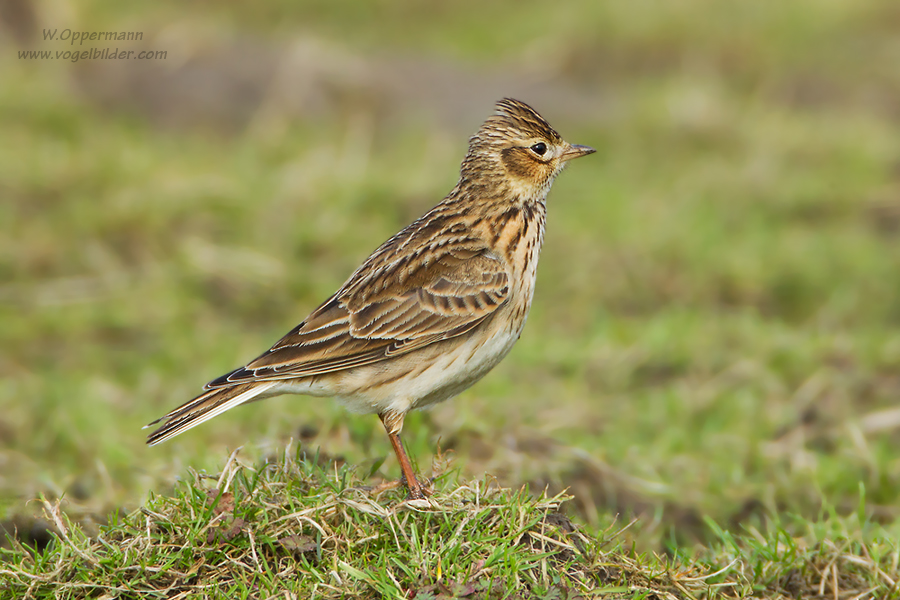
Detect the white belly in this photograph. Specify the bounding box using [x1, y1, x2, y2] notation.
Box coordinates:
[348, 321, 521, 415]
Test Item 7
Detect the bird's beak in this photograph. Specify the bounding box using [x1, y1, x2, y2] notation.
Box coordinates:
[560, 144, 596, 162]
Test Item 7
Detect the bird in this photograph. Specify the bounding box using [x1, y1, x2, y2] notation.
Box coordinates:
[145, 98, 595, 499]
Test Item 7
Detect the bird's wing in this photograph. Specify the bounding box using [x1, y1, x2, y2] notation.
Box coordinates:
[206, 245, 509, 387]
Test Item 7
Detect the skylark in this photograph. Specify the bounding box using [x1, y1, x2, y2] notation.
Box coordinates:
[146, 98, 595, 499]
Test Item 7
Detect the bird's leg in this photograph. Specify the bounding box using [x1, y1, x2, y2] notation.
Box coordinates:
[379, 411, 430, 500]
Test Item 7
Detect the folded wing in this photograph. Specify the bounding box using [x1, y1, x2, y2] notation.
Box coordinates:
[206, 246, 510, 387]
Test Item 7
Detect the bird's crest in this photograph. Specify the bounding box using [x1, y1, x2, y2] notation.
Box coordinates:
[489, 98, 561, 143]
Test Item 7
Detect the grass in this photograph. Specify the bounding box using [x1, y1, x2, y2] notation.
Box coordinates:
[4, 448, 900, 599]
[2, 450, 629, 598]
[3, 0, 900, 596]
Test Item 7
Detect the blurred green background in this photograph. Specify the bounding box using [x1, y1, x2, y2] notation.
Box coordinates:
[2, 0, 900, 547]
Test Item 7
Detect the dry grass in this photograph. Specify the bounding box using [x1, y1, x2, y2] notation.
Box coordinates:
[3, 448, 899, 599]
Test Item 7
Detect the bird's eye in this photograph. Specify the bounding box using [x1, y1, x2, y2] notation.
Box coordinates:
[530, 142, 547, 156]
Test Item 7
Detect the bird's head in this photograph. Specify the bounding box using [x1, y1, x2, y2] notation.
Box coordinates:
[460, 98, 595, 203]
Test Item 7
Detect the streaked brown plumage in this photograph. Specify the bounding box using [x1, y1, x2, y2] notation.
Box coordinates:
[146, 98, 594, 499]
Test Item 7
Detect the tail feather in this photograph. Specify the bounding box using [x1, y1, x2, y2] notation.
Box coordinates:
[145, 382, 277, 446]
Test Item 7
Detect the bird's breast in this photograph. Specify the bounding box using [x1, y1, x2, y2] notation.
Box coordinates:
[495, 204, 546, 329]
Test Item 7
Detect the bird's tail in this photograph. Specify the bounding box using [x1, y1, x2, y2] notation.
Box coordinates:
[145, 381, 277, 446]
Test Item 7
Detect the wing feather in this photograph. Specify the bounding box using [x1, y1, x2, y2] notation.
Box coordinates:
[205, 243, 510, 388]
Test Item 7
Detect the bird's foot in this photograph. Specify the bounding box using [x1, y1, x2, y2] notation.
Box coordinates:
[369, 475, 434, 500]
[400, 474, 434, 500]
